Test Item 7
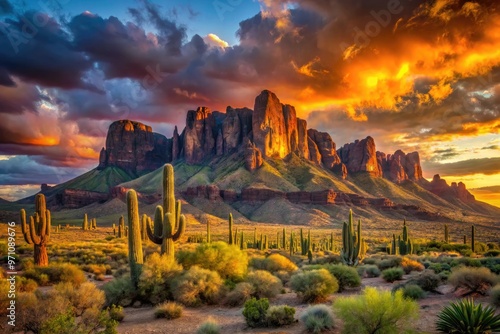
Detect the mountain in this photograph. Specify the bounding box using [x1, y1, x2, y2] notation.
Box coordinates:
[13, 90, 500, 226]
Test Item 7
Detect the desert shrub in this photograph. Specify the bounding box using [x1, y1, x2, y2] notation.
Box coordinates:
[484, 250, 500, 257]
[24, 263, 86, 286]
[409, 270, 442, 292]
[377, 257, 402, 271]
[54, 282, 105, 316]
[362, 257, 379, 265]
[196, 318, 220, 334]
[250, 254, 298, 273]
[154, 301, 183, 319]
[177, 242, 248, 280]
[382, 268, 404, 282]
[450, 257, 481, 268]
[401, 257, 424, 274]
[448, 266, 497, 295]
[325, 265, 361, 292]
[138, 253, 182, 304]
[81, 264, 111, 276]
[107, 305, 125, 322]
[333, 287, 419, 334]
[436, 298, 500, 333]
[428, 263, 451, 274]
[290, 269, 338, 302]
[172, 266, 224, 306]
[300, 304, 335, 333]
[242, 297, 269, 328]
[401, 284, 425, 300]
[275, 270, 292, 284]
[102, 276, 137, 307]
[265, 305, 295, 327]
[246, 270, 283, 299]
[364, 265, 381, 278]
[223, 282, 254, 307]
[16, 276, 38, 292]
[479, 258, 500, 274]
[491, 284, 500, 307]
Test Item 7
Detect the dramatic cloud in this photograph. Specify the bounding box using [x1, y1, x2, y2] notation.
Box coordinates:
[425, 157, 500, 177]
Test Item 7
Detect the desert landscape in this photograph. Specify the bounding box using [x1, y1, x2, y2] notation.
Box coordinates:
[1, 0, 500, 333]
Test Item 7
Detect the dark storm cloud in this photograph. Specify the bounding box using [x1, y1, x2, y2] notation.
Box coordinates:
[0, 0, 12, 15]
[0, 11, 93, 89]
[425, 157, 500, 177]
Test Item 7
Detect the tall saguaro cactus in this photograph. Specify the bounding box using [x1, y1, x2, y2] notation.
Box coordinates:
[398, 220, 413, 255]
[228, 213, 234, 245]
[147, 164, 186, 259]
[118, 216, 125, 238]
[127, 190, 144, 287]
[471, 225, 475, 253]
[340, 209, 366, 266]
[20, 194, 51, 266]
[444, 224, 449, 243]
[82, 213, 88, 230]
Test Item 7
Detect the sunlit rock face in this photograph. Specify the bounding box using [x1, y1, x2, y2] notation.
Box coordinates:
[98, 120, 168, 174]
[377, 150, 424, 183]
[337, 136, 383, 177]
[184, 107, 217, 164]
[427, 174, 475, 203]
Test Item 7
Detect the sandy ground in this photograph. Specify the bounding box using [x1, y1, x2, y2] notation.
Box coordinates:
[116, 274, 484, 334]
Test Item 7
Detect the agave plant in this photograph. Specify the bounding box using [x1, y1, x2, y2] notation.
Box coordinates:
[436, 298, 500, 333]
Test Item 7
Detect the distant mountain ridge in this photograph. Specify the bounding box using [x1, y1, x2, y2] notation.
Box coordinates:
[14, 89, 496, 225]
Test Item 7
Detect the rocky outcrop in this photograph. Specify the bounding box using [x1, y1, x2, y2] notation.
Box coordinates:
[337, 136, 383, 177]
[242, 188, 286, 202]
[244, 139, 263, 172]
[296, 119, 310, 159]
[98, 120, 169, 175]
[283, 104, 299, 153]
[307, 137, 322, 164]
[184, 107, 217, 164]
[378, 150, 423, 183]
[55, 189, 110, 209]
[222, 107, 254, 154]
[172, 126, 181, 161]
[307, 129, 343, 170]
[252, 90, 288, 158]
[426, 174, 475, 203]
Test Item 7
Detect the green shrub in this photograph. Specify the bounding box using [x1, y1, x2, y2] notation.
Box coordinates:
[409, 270, 441, 292]
[223, 282, 254, 307]
[448, 266, 497, 295]
[290, 269, 338, 302]
[250, 254, 298, 273]
[325, 265, 361, 292]
[265, 305, 295, 327]
[242, 297, 269, 328]
[364, 265, 381, 278]
[491, 284, 500, 307]
[436, 298, 500, 333]
[333, 287, 419, 334]
[300, 304, 335, 333]
[196, 318, 220, 334]
[484, 250, 500, 257]
[401, 284, 425, 300]
[246, 270, 283, 299]
[102, 276, 137, 307]
[428, 263, 451, 274]
[108, 305, 125, 322]
[24, 263, 86, 286]
[178, 242, 248, 280]
[138, 253, 182, 304]
[382, 268, 404, 283]
[172, 266, 224, 306]
[377, 257, 402, 271]
[154, 301, 183, 319]
[53, 282, 105, 316]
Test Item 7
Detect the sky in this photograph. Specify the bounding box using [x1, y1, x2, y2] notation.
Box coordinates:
[0, 0, 499, 205]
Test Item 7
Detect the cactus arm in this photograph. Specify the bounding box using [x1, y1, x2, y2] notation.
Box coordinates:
[153, 205, 163, 236]
[29, 215, 41, 245]
[147, 219, 162, 244]
[45, 209, 51, 238]
[175, 200, 181, 229]
[173, 214, 186, 241]
[20, 209, 33, 244]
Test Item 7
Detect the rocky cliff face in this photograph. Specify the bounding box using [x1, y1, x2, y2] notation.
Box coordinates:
[337, 136, 383, 177]
[378, 150, 424, 183]
[97, 120, 169, 175]
[426, 174, 475, 203]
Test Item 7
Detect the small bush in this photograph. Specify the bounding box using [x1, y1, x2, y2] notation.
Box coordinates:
[409, 270, 441, 292]
[491, 284, 500, 307]
[325, 265, 361, 292]
[333, 287, 419, 334]
[250, 254, 298, 273]
[364, 265, 381, 278]
[102, 276, 137, 307]
[172, 266, 224, 306]
[178, 242, 248, 280]
[108, 304, 125, 322]
[242, 297, 269, 328]
[448, 266, 497, 295]
[196, 318, 220, 334]
[138, 253, 182, 304]
[401, 257, 424, 274]
[377, 257, 402, 270]
[16, 276, 38, 292]
[154, 301, 183, 319]
[290, 269, 338, 302]
[246, 270, 283, 299]
[428, 263, 451, 274]
[484, 250, 500, 257]
[24, 263, 86, 286]
[436, 298, 500, 333]
[382, 268, 404, 282]
[223, 282, 254, 307]
[401, 284, 425, 300]
[54, 282, 105, 316]
[265, 305, 295, 327]
[300, 304, 335, 333]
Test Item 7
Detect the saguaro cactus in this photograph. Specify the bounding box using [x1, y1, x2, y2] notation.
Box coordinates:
[118, 216, 125, 238]
[127, 190, 144, 287]
[444, 224, 449, 243]
[20, 194, 51, 266]
[207, 219, 211, 243]
[340, 209, 366, 266]
[398, 220, 413, 256]
[228, 213, 234, 245]
[82, 213, 88, 230]
[471, 225, 475, 252]
[147, 164, 186, 259]
[282, 228, 286, 250]
[290, 232, 294, 256]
